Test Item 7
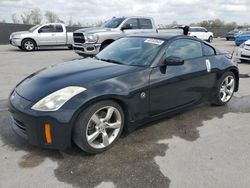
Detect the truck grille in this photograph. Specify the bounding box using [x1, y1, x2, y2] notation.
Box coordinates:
[73, 33, 85, 43]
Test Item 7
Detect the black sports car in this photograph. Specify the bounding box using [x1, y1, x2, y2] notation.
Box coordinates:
[9, 34, 239, 154]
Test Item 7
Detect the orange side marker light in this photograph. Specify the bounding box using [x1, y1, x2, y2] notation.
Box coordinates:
[45, 123, 52, 144]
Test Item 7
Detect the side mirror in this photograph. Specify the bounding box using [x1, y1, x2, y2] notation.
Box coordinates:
[121, 24, 133, 30]
[163, 56, 184, 66]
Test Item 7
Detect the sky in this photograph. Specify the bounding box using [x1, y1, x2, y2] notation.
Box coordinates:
[0, 0, 249, 25]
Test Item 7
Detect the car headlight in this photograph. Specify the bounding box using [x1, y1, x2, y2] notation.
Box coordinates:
[13, 34, 22, 39]
[240, 43, 245, 48]
[31, 86, 86, 111]
[84, 34, 98, 43]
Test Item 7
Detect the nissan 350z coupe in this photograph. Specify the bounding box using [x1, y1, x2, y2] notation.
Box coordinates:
[9, 34, 239, 154]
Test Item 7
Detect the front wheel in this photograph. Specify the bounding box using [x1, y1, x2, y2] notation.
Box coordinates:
[208, 36, 213, 43]
[22, 39, 36, 51]
[212, 72, 236, 106]
[73, 100, 124, 154]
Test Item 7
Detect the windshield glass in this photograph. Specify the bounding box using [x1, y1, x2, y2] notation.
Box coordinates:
[29, 24, 41, 32]
[96, 37, 165, 67]
[103, 18, 126, 28]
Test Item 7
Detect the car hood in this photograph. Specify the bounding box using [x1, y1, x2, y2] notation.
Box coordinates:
[11, 31, 30, 36]
[15, 58, 143, 102]
[74, 27, 114, 34]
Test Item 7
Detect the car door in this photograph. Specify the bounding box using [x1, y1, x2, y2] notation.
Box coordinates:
[37, 24, 57, 45]
[149, 38, 216, 115]
[54, 24, 66, 45]
[121, 18, 141, 35]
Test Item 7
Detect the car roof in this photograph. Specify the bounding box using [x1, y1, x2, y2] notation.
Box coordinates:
[127, 33, 200, 41]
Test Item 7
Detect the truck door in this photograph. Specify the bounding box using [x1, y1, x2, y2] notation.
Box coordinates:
[138, 18, 156, 33]
[121, 18, 141, 35]
[54, 24, 67, 45]
[37, 24, 57, 45]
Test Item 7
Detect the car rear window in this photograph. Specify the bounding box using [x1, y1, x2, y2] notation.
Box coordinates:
[139, 19, 153, 29]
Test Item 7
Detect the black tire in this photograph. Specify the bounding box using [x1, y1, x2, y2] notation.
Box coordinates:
[21, 39, 36, 51]
[212, 72, 236, 106]
[100, 43, 109, 51]
[68, 45, 73, 50]
[226, 37, 229, 41]
[73, 100, 125, 154]
[208, 36, 213, 43]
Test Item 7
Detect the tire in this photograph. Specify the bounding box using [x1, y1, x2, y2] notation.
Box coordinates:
[68, 45, 73, 50]
[226, 37, 229, 41]
[18, 46, 23, 50]
[208, 36, 213, 43]
[212, 72, 236, 106]
[73, 100, 125, 154]
[100, 43, 109, 51]
[22, 39, 36, 51]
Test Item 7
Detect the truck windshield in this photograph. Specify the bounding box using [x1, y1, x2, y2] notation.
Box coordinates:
[96, 37, 165, 67]
[103, 18, 126, 28]
[29, 24, 41, 32]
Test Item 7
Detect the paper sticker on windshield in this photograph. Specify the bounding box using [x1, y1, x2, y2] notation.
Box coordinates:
[144, 38, 164, 45]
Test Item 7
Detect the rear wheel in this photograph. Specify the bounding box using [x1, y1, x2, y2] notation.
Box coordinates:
[100, 43, 109, 51]
[212, 72, 235, 106]
[22, 39, 36, 51]
[73, 100, 124, 154]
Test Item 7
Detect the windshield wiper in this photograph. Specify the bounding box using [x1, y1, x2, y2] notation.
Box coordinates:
[99, 58, 124, 65]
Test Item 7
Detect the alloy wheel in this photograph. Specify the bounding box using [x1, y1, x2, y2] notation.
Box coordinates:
[86, 106, 122, 149]
[24, 41, 34, 51]
[220, 75, 235, 103]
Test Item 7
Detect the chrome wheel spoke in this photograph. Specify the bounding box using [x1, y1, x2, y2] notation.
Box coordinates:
[102, 131, 109, 146]
[87, 131, 100, 143]
[103, 107, 115, 122]
[227, 79, 234, 87]
[220, 75, 235, 103]
[221, 91, 227, 101]
[91, 114, 101, 125]
[106, 121, 121, 129]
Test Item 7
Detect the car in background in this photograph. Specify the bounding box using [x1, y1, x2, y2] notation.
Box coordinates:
[235, 40, 250, 62]
[9, 34, 239, 154]
[9, 23, 73, 51]
[188, 27, 214, 42]
[235, 31, 250, 46]
[226, 29, 240, 41]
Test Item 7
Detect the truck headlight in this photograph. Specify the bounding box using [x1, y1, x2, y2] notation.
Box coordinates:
[84, 34, 98, 43]
[31, 86, 86, 111]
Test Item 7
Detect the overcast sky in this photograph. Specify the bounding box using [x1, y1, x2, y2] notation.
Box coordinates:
[0, 0, 249, 25]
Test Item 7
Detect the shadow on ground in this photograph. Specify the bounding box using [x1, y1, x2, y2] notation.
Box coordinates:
[1, 95, 250, 188]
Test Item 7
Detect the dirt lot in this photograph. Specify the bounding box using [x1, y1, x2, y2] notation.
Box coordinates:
[0, 39, 250, 188]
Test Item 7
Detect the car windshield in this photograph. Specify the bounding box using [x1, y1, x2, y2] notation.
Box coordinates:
[29, 24, 41, 32]
[96, 37, 165, 67]
[102, 18, 126, 28]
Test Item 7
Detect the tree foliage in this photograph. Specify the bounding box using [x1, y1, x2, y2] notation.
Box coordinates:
[45, 10, 64, 23]
[11, 8, 42, 24]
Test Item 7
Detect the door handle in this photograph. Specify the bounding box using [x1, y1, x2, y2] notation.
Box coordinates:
[205, 59, 211, 72]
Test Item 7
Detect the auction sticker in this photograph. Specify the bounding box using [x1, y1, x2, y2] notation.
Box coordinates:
[144, 38, 164, 45]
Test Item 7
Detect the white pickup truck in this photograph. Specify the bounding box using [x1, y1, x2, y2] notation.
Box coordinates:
[9, 23, 73, 51]
[73, 16, 158, 57]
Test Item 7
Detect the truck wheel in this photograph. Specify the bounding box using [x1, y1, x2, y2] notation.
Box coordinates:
[100, 44, 109, 51]
[22, 39, 36, 51]
[73, 100, 125, 154]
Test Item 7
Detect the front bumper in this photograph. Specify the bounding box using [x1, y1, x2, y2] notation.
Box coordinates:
[235, 48, 250, 61]
[9, 38, 22, 47]
[8, 91, 73, 150]
[73, 43, 101, 56]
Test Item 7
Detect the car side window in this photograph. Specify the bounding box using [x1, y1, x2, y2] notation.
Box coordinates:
[39, 25, 55, 33]
[203, 44, 215, 56]
[165, 39, 203, 60]
[55, 25, 63, 32]
[124, 18, 139, 29]
[139, 19, 153, 29]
